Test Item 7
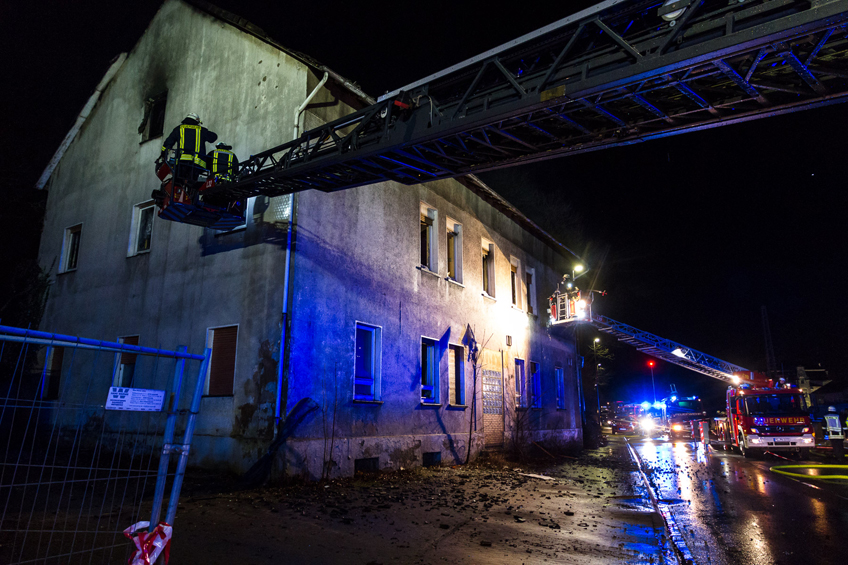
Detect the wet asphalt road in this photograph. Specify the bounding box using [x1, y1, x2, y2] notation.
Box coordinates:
[625, 434, 848, 565]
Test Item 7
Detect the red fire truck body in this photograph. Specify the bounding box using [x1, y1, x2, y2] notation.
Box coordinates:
[717, 377, 814, 458]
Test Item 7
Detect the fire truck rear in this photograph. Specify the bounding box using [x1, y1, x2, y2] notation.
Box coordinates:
[716, 375, 814, 458]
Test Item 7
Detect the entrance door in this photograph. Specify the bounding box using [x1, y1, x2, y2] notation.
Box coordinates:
[481, 348, 504, 447]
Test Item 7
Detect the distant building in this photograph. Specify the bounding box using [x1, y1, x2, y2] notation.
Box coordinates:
[797, 366, 833, 406]
[35, 0, 582, 478]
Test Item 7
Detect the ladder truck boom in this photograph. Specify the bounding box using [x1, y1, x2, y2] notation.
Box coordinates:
[548, 286, 814, 456]
[200, 0, 848, 208]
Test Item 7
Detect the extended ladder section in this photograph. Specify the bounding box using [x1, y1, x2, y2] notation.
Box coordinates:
[589, 313, 748, 383]
[205, 0, 848, 204]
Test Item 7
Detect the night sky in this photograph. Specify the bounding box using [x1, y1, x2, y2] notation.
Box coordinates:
[3, 0, 846, 410]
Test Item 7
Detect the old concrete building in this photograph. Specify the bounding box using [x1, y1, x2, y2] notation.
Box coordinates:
[36, 0, 583, 479]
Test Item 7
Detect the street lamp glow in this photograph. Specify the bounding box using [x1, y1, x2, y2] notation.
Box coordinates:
[574, 264, 584, 273]
[594, 338, 600, 343]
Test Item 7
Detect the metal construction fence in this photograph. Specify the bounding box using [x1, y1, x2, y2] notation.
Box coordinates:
[0, 325, 209, 564]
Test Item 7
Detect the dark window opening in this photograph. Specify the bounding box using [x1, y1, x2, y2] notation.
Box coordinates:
[118, 335, 139, 387]
[422, 451, 441, 467]
[421, 338, 438, 403]
[44, 347, 64, 400]
[354, 457, 380, 474]
[420, 214, 433, 269]
[525, 271, 534, 314]
[140, 92, 167, 142]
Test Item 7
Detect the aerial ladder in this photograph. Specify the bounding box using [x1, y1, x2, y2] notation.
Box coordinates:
[154, 0, 848, 227]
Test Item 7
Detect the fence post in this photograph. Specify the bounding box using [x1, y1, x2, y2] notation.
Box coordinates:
[149, 346, 188, 527]
[165, 348, 210, 525]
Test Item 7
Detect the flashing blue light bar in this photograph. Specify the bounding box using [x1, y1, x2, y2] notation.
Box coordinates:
[641, 402, 651, 410]
[653, 402, 665, 410]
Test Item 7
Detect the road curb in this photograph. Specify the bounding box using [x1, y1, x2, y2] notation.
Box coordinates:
[624, 438, 694, 565]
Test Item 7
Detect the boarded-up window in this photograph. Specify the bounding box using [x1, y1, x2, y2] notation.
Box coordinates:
[118, 335, 139, 387]
[207, 326, 238, 396]
[555, 366, 565, 409]
[448, 345, 464, 405]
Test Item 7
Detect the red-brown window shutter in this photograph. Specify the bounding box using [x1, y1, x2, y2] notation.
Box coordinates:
[208, 326, 237, 396]
[120, 336, 139, 365]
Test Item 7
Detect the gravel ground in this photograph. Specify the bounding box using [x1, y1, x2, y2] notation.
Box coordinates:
[168, 443, 674, 564]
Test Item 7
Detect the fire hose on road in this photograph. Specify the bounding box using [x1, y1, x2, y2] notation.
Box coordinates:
[769, 464, 848, 480]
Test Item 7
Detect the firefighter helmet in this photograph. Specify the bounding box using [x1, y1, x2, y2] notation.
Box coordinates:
[185, 112, 201, 123]
[216, 141, 232, 149]
[828, 406, 837, 412]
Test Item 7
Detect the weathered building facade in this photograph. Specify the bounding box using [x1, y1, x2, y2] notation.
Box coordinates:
[36, 0, 582, 479]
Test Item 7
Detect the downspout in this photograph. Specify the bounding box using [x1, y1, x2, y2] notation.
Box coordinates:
[293, 72, 329, 140]
[36, 53, 127, 189]
[274, 72, 329, 434]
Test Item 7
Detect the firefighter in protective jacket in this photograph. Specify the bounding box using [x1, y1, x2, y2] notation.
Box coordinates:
[208, 141, 239, 182]
[159, 113, 218, 180]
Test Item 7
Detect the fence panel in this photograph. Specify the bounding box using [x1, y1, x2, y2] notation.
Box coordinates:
[0, 326, 208, 565]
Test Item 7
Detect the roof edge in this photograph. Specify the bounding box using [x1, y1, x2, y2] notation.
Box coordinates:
[185, 0, 376, 106]
[457, 174, 584, 263]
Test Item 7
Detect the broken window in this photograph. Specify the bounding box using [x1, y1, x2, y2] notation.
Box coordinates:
[421, 337, 439, 404]
[354, 322, 382, 401]
[116, 335, 139, 387]
[448, 344, 465, 405]
[481, 239, 495, 297]
[419, 203, 437, 271]
[525, 267, 536, 315]
[529, 362, 541, 408]
[206, 325, 238, 396]
[128, 201, 154, 256]
[139, 91, 167, 142]
[555, 365, 565, 409]
[446, 218, 462, 283]
[515, 358, 526, 408]
[60, 224, 82, 273]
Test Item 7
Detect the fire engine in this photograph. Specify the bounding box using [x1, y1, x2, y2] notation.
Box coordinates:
[715, 375, 814, 458]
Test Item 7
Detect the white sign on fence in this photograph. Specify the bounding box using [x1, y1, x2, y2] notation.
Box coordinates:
[105, 387, 166, 412]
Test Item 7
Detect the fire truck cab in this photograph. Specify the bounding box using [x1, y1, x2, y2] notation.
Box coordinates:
[720, 379, 814, 458]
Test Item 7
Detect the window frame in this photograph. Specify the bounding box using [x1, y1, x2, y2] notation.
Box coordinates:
[481, 239, 496, 298]
[515, 358, 526, 408]
[445, 218, 463, 284]
[353, 321, 382, 402]
[113, 335, 140, 387]
[420, 336, 440, 404]
[510, 257, 522, 309]
[128, 200, 155, 257]
[555, 365, 566, 409]
[419, 203, 438, 272]
[448, 343, 466, 406]
[139, 91, 168, 143]
[59, 223, 82, 274]
[524, 266, 537, 316]
[529, 361, 541, 409]
[204, 324, 239, 397]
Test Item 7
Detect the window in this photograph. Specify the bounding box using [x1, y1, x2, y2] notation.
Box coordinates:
[115, 335, 139, 387]
[139, 91, 167, 142]
[448, 344, 465, 405]
[446, 219, 463, 283]
[419, 203, 437, 271]
[128, 201, 155, 256]
[529, 362, 541, 408]
[525, 267, 537, 315]
[515, 359, 526, 408]
[205, 325, 238, 396]
[481, 239, 495, 297]
[42, 347, 64, 400]
[60, 224, 82, 273]
[555, 365, 566, 409]
[421, 337, 439, 403]
[354, 322, 382, 401]
[510, 258, 521, 308]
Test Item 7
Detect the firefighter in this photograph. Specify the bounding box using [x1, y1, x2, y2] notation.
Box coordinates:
[824, 406, 845, 460]
[208, 141, 239, 182]
[159, 113, 218, 181]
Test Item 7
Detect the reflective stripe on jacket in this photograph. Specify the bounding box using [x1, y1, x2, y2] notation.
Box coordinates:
[210, 149, 235, 178]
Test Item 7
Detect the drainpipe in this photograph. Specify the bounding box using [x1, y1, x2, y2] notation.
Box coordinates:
[293, 72, 328, 140]
[275, 73, 328, 434]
